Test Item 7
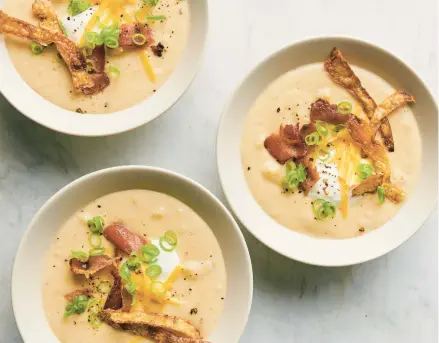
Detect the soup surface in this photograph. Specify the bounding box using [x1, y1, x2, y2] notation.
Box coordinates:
[241, 63, 421, 239]
[42, 189, 226, 342]
[4, 0, 189, 114]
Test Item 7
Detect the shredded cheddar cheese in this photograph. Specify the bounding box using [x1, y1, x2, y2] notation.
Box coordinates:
[139, 51, 157, 83]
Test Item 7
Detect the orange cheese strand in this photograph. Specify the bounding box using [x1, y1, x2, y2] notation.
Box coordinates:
[339, 178, 349, 218]
[139, 50, 157, 83]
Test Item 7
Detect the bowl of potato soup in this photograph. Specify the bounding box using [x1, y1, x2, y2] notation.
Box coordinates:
[217, 36, 437, 266]
[12, 166, 252, 343]
[0, 0, 208, 136]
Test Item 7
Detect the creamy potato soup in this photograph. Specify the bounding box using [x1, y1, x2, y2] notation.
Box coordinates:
[42, 190, 226, 343]
[241, 50, 421, 239]
[3, 0, 189, 113]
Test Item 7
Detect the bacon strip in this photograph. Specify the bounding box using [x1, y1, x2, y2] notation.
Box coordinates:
[324, 47, 395, 151]
[299, 155, 319, 195]
[0, 10, 109, 94]
[69, 255, 114, 277]
[370, 90, 415, 133]
[119, 23, 153, 47]
[310, 99, 351, 125]
[264, 124, 308, 164]
[103, 223, 148, 255]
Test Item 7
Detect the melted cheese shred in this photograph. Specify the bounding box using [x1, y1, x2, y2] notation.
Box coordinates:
[140, 51, 157, 83]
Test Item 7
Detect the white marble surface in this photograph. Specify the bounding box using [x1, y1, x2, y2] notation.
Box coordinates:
[0, 0, 437, 342]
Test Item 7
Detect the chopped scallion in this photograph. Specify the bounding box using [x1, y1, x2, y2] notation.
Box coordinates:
[71, 250, 88, 261]
[145, 264, 162, 278]
[377, 186, 385, 204]
[305, 132, 320, 146]
[30, 41, 44, 55]
[88, 233, 101, 248]
[337, 101, 352, 115]
[164, 230, 178, 246]
[357, 163, 373, 180]
[312, 199, 336, 220]
[283, 161, 307, 191]
[132, 33, 147, 46]
[67, 0, 90, 17]
[147, 15, 166, 21]
[315, 120, 329, 136]
[159, 236, 175, 252]
[87, 216, 104, 234]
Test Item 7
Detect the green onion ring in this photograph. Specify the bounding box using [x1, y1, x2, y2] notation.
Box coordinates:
[337, 101, 352, 115]
[88, 233, 101, 248]
[305, 132, 320, 146]
[132, 33, 147, 46]
[145, 264, 162, 278]
[104, 36, 119, 49]
[89, 247, 105, 256]
[315, 120, 329, 136]
[142, 243, 161, 257]
[159, 236, 175, 252]
[30, 41, 44, 55]
[147, 15, 166, 21]
[120, 262, 131, 280]
[71, 250, 88, 261]
[317, 149, 330, 161]
[85, 31, 99, 44]
[97, 281, 111, 293]
[87, 216, 104, 234]
[164, 230, 178, 245]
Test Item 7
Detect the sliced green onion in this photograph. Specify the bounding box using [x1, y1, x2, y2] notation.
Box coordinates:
[142, 244, 161, 257]
[67, 0, 90, 16]
[147, 15, 166, 21]
[87, 216, 104, 234]
[88, 233, 101, 248]
[132, 33, 147, 46]
[104, 36, 119, 49]
[143, 0, 159, 5]
[377, 186, 385, 204]
[97, 281, 111, 293]
[87, 298, 101, 313]
[159, 236, 175, 252]
[142, 253, 158, 263]
[150, 281, 166, 295]
[88, 313, 103, 328]
[357, 163, 373, 180]
[71, 250, 88, 261]
[64, 295, 89, 317]
[108, 65, 120, 76]
[283, 161, 307, 191]
[56, 53, 64, 64]
[164, 230, 178, 246]
[333, 124, 345, 133]
[89, 247, 105, 256]
[126, 256, 141, 270]
[58, 20, 68, 36]
[317, 149, 330, 161]
[145, 264, 162, 278]
[337, 101, 352, 115]
[315, 120, 329, 136]
[95, 34, 105, 46]
[312, 199, 336, 220]
[120, 262, 131, 280]
[125, 279, 136, 294]
[30, 41, 44, 55]
[85, 31, 99, 44]
[305, 132, 320, 146]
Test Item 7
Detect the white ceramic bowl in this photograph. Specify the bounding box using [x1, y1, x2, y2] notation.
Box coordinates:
[12, 166, 253, 343]
[217, 36, 438, 266]
[0, 0, 208, 136]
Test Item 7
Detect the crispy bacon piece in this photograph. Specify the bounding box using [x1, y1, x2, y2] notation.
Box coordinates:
[100, 310, 207, 342]
[370, 90, 416, 133]
[103, 223, 148, 255]
[103, 268, 124, 311]
[352, 174, 384, 196]
[299, 155, 320, 195]
[264, 124, 308, 164]
[87, 44, 106, 73]
[119, 23, 153, 47]
[151, 42, 165, 57]
[0, 10, 109, 94]
[69, 255, 114, 277]
[325, 47, 395, 151]
[310, 99, 351, 125]
[64, 288, 92, 302]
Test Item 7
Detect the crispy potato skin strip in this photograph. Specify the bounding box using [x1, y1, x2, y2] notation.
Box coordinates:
[101, 310, 201, 339]
[352, 174, 384, 196]
[69, 255, 114, 277]
[0, 10, 109, 94]
[325, 47, 395, 151]
[382, 182, 406, 203]
[371, 90, 416, 133]
[32, 0, 62, 33]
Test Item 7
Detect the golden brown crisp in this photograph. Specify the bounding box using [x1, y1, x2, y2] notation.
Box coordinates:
[324, 47, 395, 151]
[352, 175, 384, 196]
